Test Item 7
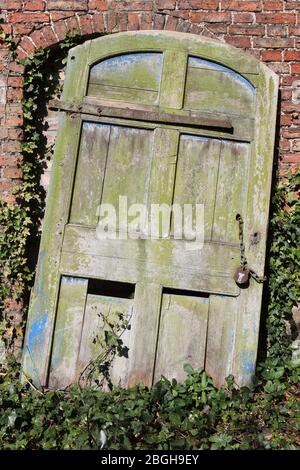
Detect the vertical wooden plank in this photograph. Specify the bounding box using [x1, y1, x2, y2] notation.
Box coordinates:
[172, 135, 221, 240]
[154, 293, 209, 383]
[212, 141, 250, 244]
[126, 282, 162, 388]
[147, 127, 179, 238]
[205, 294, 237, 388]
[101, 126, 153, 215]
[69, 123, 111, 226]
[76, 294, 133, 388]
[159, 50, 187, 109]
[48, 276, 88, 389]
[21, 115, 83, 387]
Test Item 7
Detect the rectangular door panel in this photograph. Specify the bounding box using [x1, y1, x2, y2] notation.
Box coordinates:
[154, 292, 209, 383]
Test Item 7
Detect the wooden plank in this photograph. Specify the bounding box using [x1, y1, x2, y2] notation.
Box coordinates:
[172, 135, 221, 240]
[48, 276, 88, 389]
[212, 141, 250, 244]
[147, 128, 179, 238]
[126, 282, 162, 387]
[205, 294, 237, 388]
[76, 294, 133, 389]
[184, 57, 255, 118]
[69, 122, 110, 226]
[154, 293, 209, 383]
[100, 125, 153, 235]
[87, 84, 158, 105]
[159, 50, 187, 109]
[21, 114, 83, 387]
[49, 98, 233, 130]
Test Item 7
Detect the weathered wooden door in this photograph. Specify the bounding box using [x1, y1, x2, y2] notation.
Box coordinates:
[22, 32, 278, 389]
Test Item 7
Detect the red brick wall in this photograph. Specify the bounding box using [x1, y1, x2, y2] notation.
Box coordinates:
[0, 0, 300, 202]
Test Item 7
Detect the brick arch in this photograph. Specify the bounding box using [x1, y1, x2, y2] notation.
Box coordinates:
[16, 12, 212, 59]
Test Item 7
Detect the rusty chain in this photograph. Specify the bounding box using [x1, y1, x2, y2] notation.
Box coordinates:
[236, 214, 267, 284]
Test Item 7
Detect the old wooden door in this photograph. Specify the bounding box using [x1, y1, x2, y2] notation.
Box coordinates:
[22, 32, 278, 389]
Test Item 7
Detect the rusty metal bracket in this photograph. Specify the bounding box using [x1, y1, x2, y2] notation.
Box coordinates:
[48, 98, 233, 131]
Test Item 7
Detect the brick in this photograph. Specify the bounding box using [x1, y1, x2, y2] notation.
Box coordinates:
[104, 11, 118, 31]
[127, 12, 140, 30]
[8, 128, 23, 140]
[176, 18, 190, 32]
[253, 37, 294, 48]
[284, 51, 300, 62]
[267, 25, 288, 36]
[118, 11, 128, 31]
[0, 181, 16, 192]
[90, 12, 103, 32]
[177, 0, 218, 9]
[8, 62, 24, 73]
[281, 154, 300, 163]
[221, 1, 262, 11]
[165, 14, 178, 30]
[292, 140, 300, 151]
[289, 26, 300, 36]
[88, 0, 108, 10]
[229, 25, 265, 35]
[191, 12, 231, 23]
[3, 140, 21, 152]
[51, 12, 76, 21]
[0, 0, 22, 8]
[280, 115, 292, 126]
[7, 76, 23, 87]
[53, 19, 68, 40]
[285, 1, 300, 9]
[282, 129, 300, 139]
[256, 13, 296, 24]
[24, 0, 45, 10]
[268, 62, 290, 74]
[18, 37, 35, 55]
[8, 12, 49, 22]
[156, 0, 176, 8]
[206, 23, 227, 34]
[2, 168, 23, 179]
[281, 90, 292, 100]
[140, 12, 153, 30]
[291, 63, 300, 74]
[232, 12, 255, 23]
[225, 36, 251, 48]
[6, 87, 23, 100]
[261, 50, 282, 62]
[30, 29, 48, 49]
[263, 0, 283, 10]
[65, 15, 81, 33]
[47, 0, 88, 10]
[280, 138, 290, 151]
[153, 13, 165, 29]
[281, 102, 300, 113]
[78, 14, 93, 34]
[110, 1, 153, 11]
[42, 26, 58, 46]
[13, 24, 34, 35]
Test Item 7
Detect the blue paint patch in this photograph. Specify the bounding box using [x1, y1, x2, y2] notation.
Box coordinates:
[28, 314, 48, 351]
[189, 57, 255, 93]
[241, 351, 256, 375]
[90, 52, 163, 90]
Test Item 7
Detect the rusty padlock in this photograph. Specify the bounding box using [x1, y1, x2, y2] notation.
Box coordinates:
[234, 266, 250, 286]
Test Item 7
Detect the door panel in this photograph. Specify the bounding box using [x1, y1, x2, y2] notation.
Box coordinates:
[154, 292, 209, 383]
[88, 52, 163, 105]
